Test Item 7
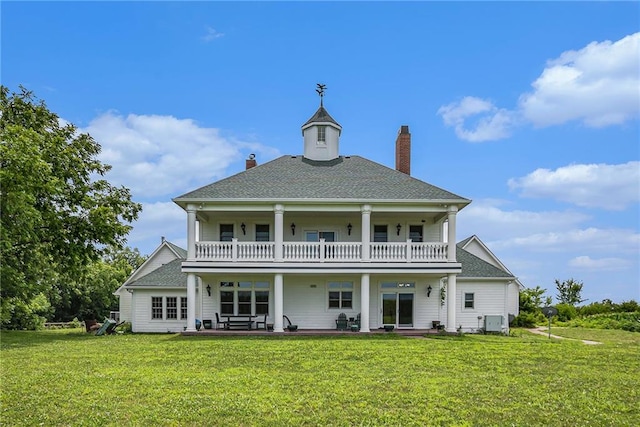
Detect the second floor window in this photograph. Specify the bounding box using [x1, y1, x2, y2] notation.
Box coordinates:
[374, 225, 388, 242]
[409, 225, 423, 242]
[220, 224, 234, 241]
[255, 224, 270, 242]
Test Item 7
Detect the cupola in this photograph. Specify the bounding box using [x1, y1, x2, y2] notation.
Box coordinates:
[301, 84, 342, 161]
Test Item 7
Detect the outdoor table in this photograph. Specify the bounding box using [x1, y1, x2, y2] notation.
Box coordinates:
[223, 315, 257, 330]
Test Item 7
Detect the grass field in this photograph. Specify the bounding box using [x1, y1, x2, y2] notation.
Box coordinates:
[1, 329, 639, 426]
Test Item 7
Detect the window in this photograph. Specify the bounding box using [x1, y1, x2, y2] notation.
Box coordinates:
[317, 126, 326, 144]
[220, 224, 234, 242]
[374, 225, 388, 242]
[409, 225, 423, 242]
[151, 297, 163, 319]
[464, 293, 475, 309]
[180, 297, 187, 319]
[328, 282, 353, 309]
[305, 231, 335, 242]
[166, 297, 178, 319]
[219, 281, 270, 315]
[255, 224, 270, 242]
[255, 282, 269, 315]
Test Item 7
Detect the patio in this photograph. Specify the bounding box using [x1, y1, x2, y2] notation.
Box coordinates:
[181, 328, 443, 337]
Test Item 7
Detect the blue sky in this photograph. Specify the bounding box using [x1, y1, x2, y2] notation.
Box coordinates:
[3, 1, 639, 303]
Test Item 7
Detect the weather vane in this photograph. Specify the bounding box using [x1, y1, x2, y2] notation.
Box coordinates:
[316, 83, 326, 106]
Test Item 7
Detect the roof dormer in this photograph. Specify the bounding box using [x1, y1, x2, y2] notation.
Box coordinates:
[301, 84, 342, 161]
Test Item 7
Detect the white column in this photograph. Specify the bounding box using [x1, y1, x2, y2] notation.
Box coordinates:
[187, 204, 197, 260]
[446, 273, 457, 332]
[274, 204, 284, 262]
[186, 273, 197, 331]
[361, 205, 371, 261]
[273, 273, 284, 332]
[360, 273, 370, 332]
[447, 205, 458, 262]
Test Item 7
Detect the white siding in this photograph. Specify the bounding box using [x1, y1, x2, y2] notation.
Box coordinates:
[131, 290, 193, 333]
[456, 281, 509, 332]
[507, 282, 520, 317]
[128, 246, 180, 283]
[117, 288, 132, 322]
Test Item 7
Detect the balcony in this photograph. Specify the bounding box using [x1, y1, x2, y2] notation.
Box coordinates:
[194, 239, 448, 263]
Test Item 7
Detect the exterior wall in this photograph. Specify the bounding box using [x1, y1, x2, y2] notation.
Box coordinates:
[117, 288, 132, 322]
[456, 281, 510, 332]
[131, 289, 199, 333]
[128, 246, 180, 283]
[507, 282, 520, 317]
[303, 125, 340, 161]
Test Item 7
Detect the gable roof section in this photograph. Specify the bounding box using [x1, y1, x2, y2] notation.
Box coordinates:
[126, 259, 186, 288]
[174, 155, 470, 204]
[458, 235, 523, 286]
[456, 246, 514, 279]
[165, 241, 187, 259]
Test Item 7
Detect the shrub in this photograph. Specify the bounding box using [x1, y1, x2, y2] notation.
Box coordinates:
[556, 303, 578, 322]
[512, 312, 544, 327]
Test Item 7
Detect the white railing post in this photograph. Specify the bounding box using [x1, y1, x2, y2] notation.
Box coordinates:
[319, 238, 325, 262]
[406, 239, 412, 263]
[231, 238, 238, 261]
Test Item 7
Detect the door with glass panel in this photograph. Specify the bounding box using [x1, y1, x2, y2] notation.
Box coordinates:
[381, 282, 414, 327]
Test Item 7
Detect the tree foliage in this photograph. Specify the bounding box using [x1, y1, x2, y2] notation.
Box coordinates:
[1, 86, 142, 328]
[49, 246, 146, 321]
[555, 278, 586, 306]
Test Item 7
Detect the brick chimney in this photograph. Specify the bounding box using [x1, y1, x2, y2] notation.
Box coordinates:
[395, 125, 411, 175]
[246, 153, 257, 170]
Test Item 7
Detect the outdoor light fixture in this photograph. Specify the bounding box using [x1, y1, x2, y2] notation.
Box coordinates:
[396, 223, 402, 235]
[291, 223, 296, 235]
[347, 223, 352, 235]
[427, 285, 432, 297]
[241, 223, 246, 235]
[206, 284, 211, 297]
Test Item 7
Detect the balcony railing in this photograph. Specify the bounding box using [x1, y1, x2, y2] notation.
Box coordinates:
[194, 239, 448, 263]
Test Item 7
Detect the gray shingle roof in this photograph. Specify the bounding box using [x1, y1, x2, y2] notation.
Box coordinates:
[166, 242, 187, 259]
[174, 155, 469, 202]
[302, 105, 341, 128]
[456, 246, 513, 279]
[126, 259, 186, 288]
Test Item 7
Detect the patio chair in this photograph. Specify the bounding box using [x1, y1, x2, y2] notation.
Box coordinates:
[335, 312, 348, 331]
[283, 315, 298, 332]
[215, 313, 228, 330]
[256, 314, 269, 330]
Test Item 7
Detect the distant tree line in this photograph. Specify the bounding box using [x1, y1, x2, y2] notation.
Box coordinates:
[513, 278, 639, 331]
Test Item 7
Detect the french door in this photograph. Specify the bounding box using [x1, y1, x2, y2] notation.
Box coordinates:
[382, 292, 414, 327]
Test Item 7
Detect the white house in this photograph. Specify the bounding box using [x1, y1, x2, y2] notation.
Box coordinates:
[118, 97, 520, 333]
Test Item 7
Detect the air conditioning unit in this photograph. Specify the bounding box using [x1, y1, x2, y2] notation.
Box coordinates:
[484, 315, 503, 332]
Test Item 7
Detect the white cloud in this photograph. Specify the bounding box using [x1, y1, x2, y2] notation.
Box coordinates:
[520, 33, 640, 128]
[81, 112, 272, 198]
[437, 96, 514, 142]
[490, 227, 640, 254]
[439, 33, 640, 141]
[568, 256, 632, 271]
[508, 161, 640, 210]
[202, 27, 224, 42]
[126, 201, 185, 252]
[457, 199, 590, 240]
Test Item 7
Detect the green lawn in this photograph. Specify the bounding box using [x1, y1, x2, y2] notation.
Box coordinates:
[1, 329, 639, 426]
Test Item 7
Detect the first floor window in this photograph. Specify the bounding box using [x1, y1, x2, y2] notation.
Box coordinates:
[180, 297, 187, 319]
[166, 297, 177, 319]
[464, 293, 475, 309]
[328, 282, 353, 309]
[151, 297, 163, 319]
[219, 281, 270, 315]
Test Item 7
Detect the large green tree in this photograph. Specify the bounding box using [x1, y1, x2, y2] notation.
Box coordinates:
[1, 86, 142, 328]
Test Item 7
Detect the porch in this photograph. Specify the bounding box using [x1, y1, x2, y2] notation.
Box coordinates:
[181, 328, 445, 337]
[194, 240, 449, 263]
